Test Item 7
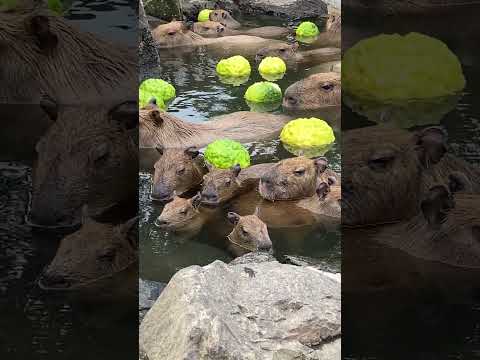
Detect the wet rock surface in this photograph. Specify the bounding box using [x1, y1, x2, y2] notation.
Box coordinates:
[140, 253, 341, 360]
[140, 0, 161, 81]
[139, 278, 166, 323]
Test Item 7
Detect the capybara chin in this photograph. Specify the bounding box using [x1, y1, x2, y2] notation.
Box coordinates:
[0, 8, 135, 104]
[259, 156, 329, 201]
[342, 125, 480, 227]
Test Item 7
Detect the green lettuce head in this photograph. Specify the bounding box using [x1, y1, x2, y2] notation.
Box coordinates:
[139, 79, 176, 109]
[259, 57, 287, 81]
[204, 139, 251, 169]
[343, 32, 465, 101]
[281, 118, 335, 148]
[296, 21, 319, 37]
[244, 82, 282, 104]
[198, 9, 213, 22]
[216, 56, 252, 78]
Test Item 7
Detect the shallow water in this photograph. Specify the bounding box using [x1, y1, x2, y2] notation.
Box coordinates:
[140, 16, 342, 283]
[0, 2, 137, 359]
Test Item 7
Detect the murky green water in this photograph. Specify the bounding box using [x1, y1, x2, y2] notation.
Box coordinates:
[140, 16, 341, 283]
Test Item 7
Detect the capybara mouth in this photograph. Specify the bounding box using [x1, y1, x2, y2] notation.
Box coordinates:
[37, 273, 73, 291]
[150, 194, 174, 203]
[25, 215, 80, 230]
[200, 200, 220, 208]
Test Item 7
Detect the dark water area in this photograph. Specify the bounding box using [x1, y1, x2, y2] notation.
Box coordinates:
[140, 16, 341, 283]
[0, 2, 137, 359]
[342, 11, 480, 360]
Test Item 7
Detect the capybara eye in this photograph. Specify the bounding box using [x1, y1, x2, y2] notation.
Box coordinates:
[368, 156, 395, 171]
[225, 179, 232, 186]
[180, 208, 188, 215]
[168, 31, 176, 36]
[294, 169, 306, 176]
[241, 228, 248, 236]
[217, 26, 224, 33]
[321, 83, 334, 92]
[176, 167, 186, 175]
[280, 48, 286, 53]
[222, 12, 227, 19]
[98, 248, 116, 261]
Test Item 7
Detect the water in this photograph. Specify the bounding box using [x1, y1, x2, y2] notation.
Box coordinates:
[140, 16, 342, 283]
[0, 2, 137, 359]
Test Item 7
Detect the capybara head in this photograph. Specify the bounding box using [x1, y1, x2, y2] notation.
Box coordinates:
[283, 72, 341, 112]
[259, 157, 328, 201]
[155, 194, 203, 232]
[255, 43, 299, 63]
[30, 97, 137, 227]
[192, 21, 229, 37]
[151, 146, 206, 202]
[342, 126, 452, 226]
[0, 9, 134, 103]
[38, 212, 138, 291]
[227, 212, 272, 256]
[201, 165, 242, 207]
[152, 21, 204, 48]
[209, 9, 241, 29]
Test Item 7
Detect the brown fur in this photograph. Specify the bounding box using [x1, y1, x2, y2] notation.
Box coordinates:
[30, 100, 137, 227]
[283, 72, 341, 112]
[209, 9, 241, 29]
[38, 213, 137, 290]
[200, 163, 275, 207]
[0, 8, 135, 104]
[193, 21, 288, 39]
[259, 157, 334, 201]
[255, 43, 341, 67]
[139, 107, 291, 149]
[155, 195, 207, 233]
[311, 13, 341, 47]
[151, 147, 207, 202]
[342, 125, 480, 227]
[227, 212, 272, 257]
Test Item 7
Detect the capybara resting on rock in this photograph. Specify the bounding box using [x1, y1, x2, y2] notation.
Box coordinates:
[193, 21, 289, 39]
[0, 7, 135, 105]
[152, 21, 287, 56]
[255, 43, 341, 67]
[283, 72, 341, 112]
[342, 125, 480, 227]
[139, 101, 291, 149]
[150, 146, 207, 202]
[38, 211, 138, 291]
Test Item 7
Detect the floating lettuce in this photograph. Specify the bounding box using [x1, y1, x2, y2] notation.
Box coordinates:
[244, 82, 282, 104]
[280, 118, 335, 157]
[216, 56, 252, 78]
[343, 32, 465, 101]
[258, 57, 287, 81]
[139, 79, 176, 109]
[198, 9, 213, 22]
[204, 139, 251, 169]
[296, 21, 319, 37]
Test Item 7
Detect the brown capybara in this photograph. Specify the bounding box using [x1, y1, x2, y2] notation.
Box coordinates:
[310, 12, 341, 47]
[226, 212, 272, 257]
[0, 7, 135, 105]
[30, 97, 138, 227]
[283, 72, 341, 112]
[193, 21, 289, 39]
[342, 125, 480, 227]
[259, 156, 334, 201]
[155, 194, 208, 234]
[200, 163, 275, 207]
[38, 211, 138, 291]
[139, 100, 290, 149]
[150, 146, 207, 203]
[151, 21, 286, 57]
[255, 42, 341, 68]
[208, 9, 241, 28]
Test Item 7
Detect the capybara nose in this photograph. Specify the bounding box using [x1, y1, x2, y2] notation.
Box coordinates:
[168, 31, 176, 36]
[201, 192, 218, 203]
[284, 96, 298, 106]
[151, 186, 172, 202]
[38, 273, 71, 289]
[261, 177, 272, 187]
[155, 218, 168, 227]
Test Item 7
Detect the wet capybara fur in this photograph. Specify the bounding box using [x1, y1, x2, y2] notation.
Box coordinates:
[255, 43, 341, 67]
[193, 21, 289, 39]
[283, 72, 341, 112]
[227, 212, 272, 257]
[38, 212, 138, 291]
[151, 146, 207, 202]
[155, 194, 206, 234]
[342, 125, 480, 227]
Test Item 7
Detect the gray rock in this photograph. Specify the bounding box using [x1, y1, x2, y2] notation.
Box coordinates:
[180, 0, 240, 21]
[140, 258, 341, 360]
[237, 0, 328, 19]
[229, 251, 276, 265]
[144, 0, 182, 19]
[139, 278, 166, 323]
[139, 0, 160, 81]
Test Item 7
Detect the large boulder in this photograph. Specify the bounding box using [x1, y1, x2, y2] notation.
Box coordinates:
[140, 254, 341, 360]
[139, 278, 166, 323]
[144, 0, 182, 19]
[238, 0, 328, 19]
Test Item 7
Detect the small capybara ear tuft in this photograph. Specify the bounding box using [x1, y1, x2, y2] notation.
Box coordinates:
[185, 147, 200, 159]
[232, 164, 242, 177]
[150, 110, 163, 126]
[421, 185, 454, 228]
[26, 15, 58, 52]
[415, 126, 448, 168]
[227, 212, 241, 225]
[313, 157, 328, 174]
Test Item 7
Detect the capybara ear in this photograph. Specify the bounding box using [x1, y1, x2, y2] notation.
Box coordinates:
[232, 164, 242, 177]
[39, 94, 58, 121]
[156, 146, 164, 155]
[313, 157, 328, 174]
[26, 15, 58, 52]
[121, 216, 139, 249]
[191, 193, 202, 209]
[150, 110, 163, 126]
[109, 101, 138, 130]
[227, 212, 241, 225]
[185, 147, 200, 159]
[292, 42, 300, 51]
[415, 126, 448, 168]
[421, 185, 454, 228]
[90, 143, 109, 163]
[327, 176, 336, 186]
[448, 171, 472, 193]
[316, 182, 330, 200]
